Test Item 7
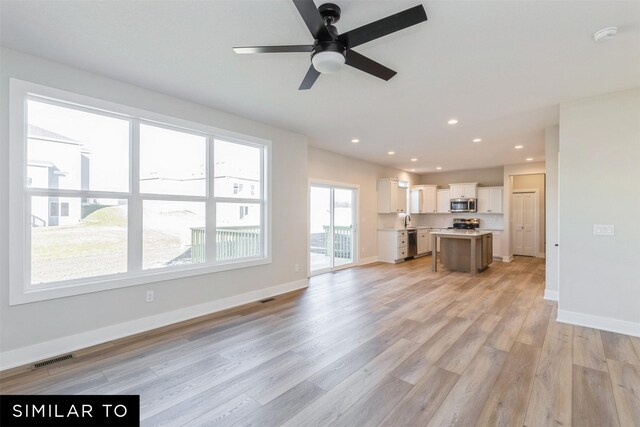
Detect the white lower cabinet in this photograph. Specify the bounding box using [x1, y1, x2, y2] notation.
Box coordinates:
[417, 230, 431, 255]
[492, 231, 502, 259]
[378, 230, 408, 263]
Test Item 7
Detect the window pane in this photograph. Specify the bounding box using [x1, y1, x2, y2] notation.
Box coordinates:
[216, 202, 261, 261]
[143, 201, 206, 269]
[27, 100, 130, 192]
[31, 197, 128, 285]
[140, 125, 206, 196]
[214, 140, 261, 199]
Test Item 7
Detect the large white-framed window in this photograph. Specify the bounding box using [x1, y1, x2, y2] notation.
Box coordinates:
[9, 79, 271, 305]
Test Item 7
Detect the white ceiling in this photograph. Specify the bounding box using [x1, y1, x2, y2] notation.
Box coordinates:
[2, 0, 639, 173]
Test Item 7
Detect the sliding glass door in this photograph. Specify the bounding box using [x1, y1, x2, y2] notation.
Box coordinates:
[309, 184, 356, 275]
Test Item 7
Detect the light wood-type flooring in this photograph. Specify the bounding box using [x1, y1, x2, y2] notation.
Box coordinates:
[2, 256, 640, 426]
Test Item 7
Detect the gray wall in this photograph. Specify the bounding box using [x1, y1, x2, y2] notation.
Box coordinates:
[513, 174, 545, 255]
[545, 126, 559, 297]
[0, 48, 309, 355]
[559, 88, 640, 328]
[421, 166, 504, 187]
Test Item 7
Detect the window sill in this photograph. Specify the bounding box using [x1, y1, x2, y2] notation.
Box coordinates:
[10, 257, 272, 306]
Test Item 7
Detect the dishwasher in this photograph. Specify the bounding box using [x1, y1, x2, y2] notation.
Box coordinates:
[407, 229, 418, 258]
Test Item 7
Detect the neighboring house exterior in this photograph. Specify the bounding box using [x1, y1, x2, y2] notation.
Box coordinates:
[27, 124, 89, 227]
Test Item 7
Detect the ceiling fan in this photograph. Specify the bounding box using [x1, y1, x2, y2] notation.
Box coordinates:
[233, 0, 428, 90]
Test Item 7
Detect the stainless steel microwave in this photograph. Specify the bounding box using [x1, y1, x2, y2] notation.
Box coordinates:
[450, 198, 477, 213]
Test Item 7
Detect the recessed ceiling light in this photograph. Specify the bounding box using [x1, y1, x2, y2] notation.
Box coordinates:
[594, 27, 618, 42]
[351, 138, 359, 143]
[473, 138, 482, 143]
[410, 158, 418, 162]
[514, 145, 524, 149]
[388, 151, 395, 155]
[436, 166, 443, 170]
[447, 119, 458, 125]
[526, 158, 534, 162]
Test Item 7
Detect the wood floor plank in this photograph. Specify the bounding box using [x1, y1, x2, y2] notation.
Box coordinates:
[282, 338, 418, 427]
[434, 313, 501, 374]
[476, 342, 542, 426]
[379, 366, 460, 427]
[607, 359, 640, 426]
[184, 394, 261, 427]
[330, 375, 412, 427]
[426, 345, 508, 426]
[517, 300, 553, 347]
[232, 381, 326, 427]
[573, 326, 608, 372]
[601, 330, 640, 366]
[390, 316, 474, 384]
[524, 313, 573, 427]
[572, 365, 619, 427]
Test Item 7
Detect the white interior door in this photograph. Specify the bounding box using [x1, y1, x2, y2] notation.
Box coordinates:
[309, 184, 357, 275]
[512, 192, 536, 256]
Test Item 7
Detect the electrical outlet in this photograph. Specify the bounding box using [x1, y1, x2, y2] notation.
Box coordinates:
[146, 291, 154, 303]
[294, 264, 299, 272]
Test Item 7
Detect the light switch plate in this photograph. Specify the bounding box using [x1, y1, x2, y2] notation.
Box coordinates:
[593, 224, 614, 236]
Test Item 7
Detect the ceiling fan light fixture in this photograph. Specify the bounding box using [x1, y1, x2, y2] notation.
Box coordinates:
[311, 51, 346, 74]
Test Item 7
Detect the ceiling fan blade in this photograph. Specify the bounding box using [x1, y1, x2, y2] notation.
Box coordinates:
[233, 45, 313, 54]
[339, 5, 427, 49]
[292, 0, 334, 42]
[345, 50, 397, 81]
[299, 65, 321, 90]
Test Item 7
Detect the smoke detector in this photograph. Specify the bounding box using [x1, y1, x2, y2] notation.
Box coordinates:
[593, 27, 618, 42]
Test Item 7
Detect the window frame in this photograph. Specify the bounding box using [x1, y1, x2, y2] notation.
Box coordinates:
[9, 78, 272, 305]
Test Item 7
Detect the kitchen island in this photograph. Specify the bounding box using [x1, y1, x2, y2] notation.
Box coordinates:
[431, 230, 493, 275]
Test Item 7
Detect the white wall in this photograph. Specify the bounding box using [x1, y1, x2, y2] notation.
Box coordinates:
[502, 162, 546, 260]
[0, 48, 309, 368]
[308, 147, 419, 264]
[421, 166, 504, 187]
[558, 88, 640, 336]
[545, 126, 559, 300]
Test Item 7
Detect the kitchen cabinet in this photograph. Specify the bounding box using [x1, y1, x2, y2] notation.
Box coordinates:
[449, 182, 478, 199]
[417, 230, 431, 255]
[477, 187, 503, 213]
[436, 189, 451, 213]
[492, 231, 502, 259]
[378, 229, 408, 262]
[377, 179, 408, 213]
[410, 185, 437, 214]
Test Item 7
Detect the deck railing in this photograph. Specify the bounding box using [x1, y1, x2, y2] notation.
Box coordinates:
[322, 225, 353, 259]
[191, 226, 261, 262]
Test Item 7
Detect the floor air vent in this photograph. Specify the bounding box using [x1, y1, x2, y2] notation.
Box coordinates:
[32, 353, 73, 369]
[259, 298, 275, 303]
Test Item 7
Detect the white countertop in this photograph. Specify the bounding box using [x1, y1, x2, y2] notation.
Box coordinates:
[430, 230, 493, 237]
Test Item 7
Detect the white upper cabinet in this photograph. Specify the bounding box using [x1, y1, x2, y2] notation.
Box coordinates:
[378, 179, 407, 213]
[410, 185, 437, 214]
[477, 186, 503, 213]
[449, 182, 478, 199]
[436, 189, 451, 213]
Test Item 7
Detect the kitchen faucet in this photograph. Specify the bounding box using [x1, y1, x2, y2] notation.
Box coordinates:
[404, 214, 411, 228]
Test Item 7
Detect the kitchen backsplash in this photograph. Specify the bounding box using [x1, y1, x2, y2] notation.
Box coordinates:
[413, 213, 504, 230]
[378, 212, 503, 230]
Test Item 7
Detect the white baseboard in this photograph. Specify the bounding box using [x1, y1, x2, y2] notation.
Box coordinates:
[358, 256, 379, 266]
[557, 309, 640, 337]
[544, 289, 558, 301]
[502, 255, 514, 263]
[0, 279, 309, 372]
[536, 252, 546, 259]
